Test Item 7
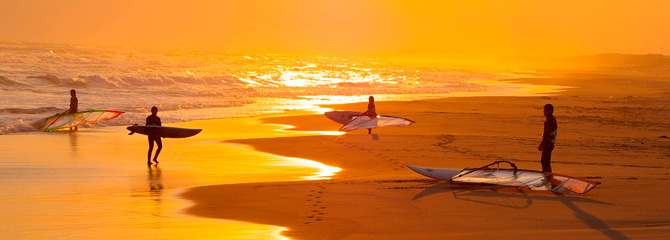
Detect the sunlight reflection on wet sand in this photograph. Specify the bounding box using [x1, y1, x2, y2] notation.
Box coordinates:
[0, 111, 341, 239]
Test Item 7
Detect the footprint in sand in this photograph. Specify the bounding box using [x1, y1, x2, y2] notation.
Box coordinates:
[305, 182, 329, 223]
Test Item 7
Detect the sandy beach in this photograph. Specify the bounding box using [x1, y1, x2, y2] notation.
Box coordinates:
[3, 2, 670, 239]
[181, 71, 670, 239]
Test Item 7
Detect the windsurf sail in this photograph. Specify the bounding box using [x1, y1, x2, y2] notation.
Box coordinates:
[339, 115, 414, 132]
[543, 172, 600, 194]
[39, 110, 124, 131]
[450, 161, 600, 194]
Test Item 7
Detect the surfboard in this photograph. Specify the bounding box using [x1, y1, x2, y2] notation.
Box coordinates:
[324, 111, 362, 124]
[406, 165, 462, 180]
[127, 125, 202, 138]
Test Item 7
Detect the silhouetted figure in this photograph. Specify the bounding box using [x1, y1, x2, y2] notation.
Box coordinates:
[68, 89, 78, 114]
[538, 104, 557, 172]
[67, 89, 79, 130]
[146, 106, 162, 165]
[361, 96, 377, 134]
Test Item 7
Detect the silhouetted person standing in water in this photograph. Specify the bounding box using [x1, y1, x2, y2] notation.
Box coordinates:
[67, 89, 78, 130]
[68, 89, 78, 114]
[146, 106, 162, 165]
[361, 96, 377, 134]
[538, 104, 557, 172]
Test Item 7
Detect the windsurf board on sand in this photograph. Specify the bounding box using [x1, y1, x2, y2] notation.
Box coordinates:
[407, 161, 600, 194]
[127, 124, 202, 138]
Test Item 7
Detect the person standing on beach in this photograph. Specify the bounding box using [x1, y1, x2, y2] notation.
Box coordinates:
[538, 104, 557, 172]
[361, 96, 377, 134]
[146, 106, 162, 165]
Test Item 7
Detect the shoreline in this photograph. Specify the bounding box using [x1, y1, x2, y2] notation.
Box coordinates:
[181, 71, 670, 239]
[0, 111, 344, 240]
[1, 73, 567, 135]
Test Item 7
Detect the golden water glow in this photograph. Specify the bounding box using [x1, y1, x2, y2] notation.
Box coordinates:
[239, 65, 391, 88]
[171, 113, 345, 181]
[272, 123, 346, 136]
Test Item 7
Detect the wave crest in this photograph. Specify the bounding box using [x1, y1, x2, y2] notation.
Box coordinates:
[24, 74, 247, 88]
[0, 107, 62, 114]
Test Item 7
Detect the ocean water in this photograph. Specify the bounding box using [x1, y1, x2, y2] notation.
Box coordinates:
[0, 42, 554, 134]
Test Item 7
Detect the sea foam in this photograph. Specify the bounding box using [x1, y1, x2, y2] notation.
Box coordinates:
[0, 42, 542, 134]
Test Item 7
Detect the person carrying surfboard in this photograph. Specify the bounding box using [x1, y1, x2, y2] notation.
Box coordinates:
[538, 104, 557, 172]
[146, 106, 163, 166]
[361, 96, 377, 134]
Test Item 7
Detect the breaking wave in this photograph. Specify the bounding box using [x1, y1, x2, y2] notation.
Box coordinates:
[0, 42, 546, 134]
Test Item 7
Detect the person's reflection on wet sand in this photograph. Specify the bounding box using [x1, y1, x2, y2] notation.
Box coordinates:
[148, 166, 163, 200]
[68, 131, 78, 153]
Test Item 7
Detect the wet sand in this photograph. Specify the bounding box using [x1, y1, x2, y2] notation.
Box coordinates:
[182, 71, 670, 239]
[0, 112, 341, 239]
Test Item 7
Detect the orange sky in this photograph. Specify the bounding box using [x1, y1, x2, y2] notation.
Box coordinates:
[1, 0, 669, 59]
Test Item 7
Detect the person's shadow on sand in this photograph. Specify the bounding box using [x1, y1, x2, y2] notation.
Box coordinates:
[413, 183, 627, 240]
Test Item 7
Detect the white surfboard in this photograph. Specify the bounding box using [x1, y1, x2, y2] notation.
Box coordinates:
[406, 165, 462, 180]
[324, 111, 362, 124]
